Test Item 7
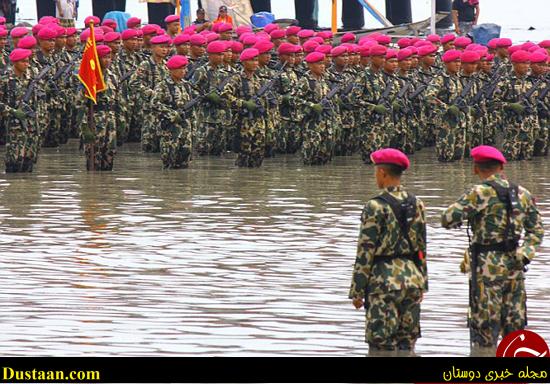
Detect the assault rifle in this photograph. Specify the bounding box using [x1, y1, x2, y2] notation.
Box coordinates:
[451, 78, 476, 112]
[244, 62, 288, 118]
[182, 71, 238, 113]
[518, 78, 545, 114]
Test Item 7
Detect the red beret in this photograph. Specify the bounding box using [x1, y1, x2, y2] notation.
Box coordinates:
[528, 45, 540, 53]
[17, 35, 37, 49]
[408, 46, 418, 55]
[242, 35, 258, 46]
[397, 48, 413, 61]
[303, 40, 319, 53]
[511, 50, 530, 63]
[238, 32, 254, 42]
[508, 45, 522, 55]
[341, 32, 356, 43]
[0, 16, 6, 25]
[84, 16, 101, 26]
[359, 36, 376, 46]
[277, 42, 299, 55]
[205, 32, 219, 42]
[270, 29, 285, 40]
[10, 27, 29, 38]
[257, 31, 271, 41]
[375, 34, 391, 45]
[165, 15, 180, 24]
[331, 45, 348, 57]
[471, 145, 506, 164]
[0, 28, 7, 37]
[442, 49, 461, 63]
[264, 24, 278, 34]
[66, 27, 77, 37]
[136, 29, 143, 38]
[218, 22, 233, 33]
[418, 44, 437, 56]
[207, 40, 226, 53]
[298, 29, 315, 39]
[385, 48, 398, 60]
[397, 38, 411, 48]
[441, 33, 456, 44]
[487, 38, 499, 49]
[316, 31, 333, 39]
[253, 40, 274, 54]
[190, 34, 207, 46]
[240, 47, 259, 61]
[529, 52, 548, 63]
[95, 33, 104, 43]
[80, 29, 90, 43]
[522, 41, 536, 51]
[121, 29, 138, 40]
[96, 45, 111, 58]
[465, 43, 481, 51]
[39, 16, 58, 25]
[127, 17, 142, 28]
[100, 25, 114, 34]
[37, 27, 56, 40]
[369, 44, 387, 56]
[455, 36, 472, 48]
[305, 51, 325, 63]
[102, 19, 117, 29]
[150, 35, 171, 45]
[485, 54, 495, 61]
[183, 26, 196, 35]
[475, 46, 489, 56]
[142, 24, 159, 36]
[427, 34, 440, 43]
[286, 26, 301, 36]
[9, 48, 32, 62]
[231, 41, 244, 53]
[358, 45, 371, 57]
[539, 40, 550, 48]
[496, 38, 512, 48]
[315, 44, 332, 55]
[236, 25, 252, 36]
[173, 34, 190, 45]
[166, 55, 188, 69]
[53, 25, 67, 37]
[461, 51, 480, 63]
[104, 32, 121, 43]
[371, 148, 410, 170]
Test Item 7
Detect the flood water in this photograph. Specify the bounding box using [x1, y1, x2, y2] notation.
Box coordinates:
[0, 140, 548, 356]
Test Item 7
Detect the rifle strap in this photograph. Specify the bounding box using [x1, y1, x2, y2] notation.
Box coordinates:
[373, 192, 417, 255]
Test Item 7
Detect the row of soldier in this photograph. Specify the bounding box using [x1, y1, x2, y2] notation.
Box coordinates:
[1, 15, 550, 172]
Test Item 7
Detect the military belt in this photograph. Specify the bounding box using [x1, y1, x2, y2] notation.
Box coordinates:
[471, 241, 518, 253]
[373, 253, 415, 263]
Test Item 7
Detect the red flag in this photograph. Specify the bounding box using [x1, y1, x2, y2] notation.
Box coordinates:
[77, 23, 106, 104]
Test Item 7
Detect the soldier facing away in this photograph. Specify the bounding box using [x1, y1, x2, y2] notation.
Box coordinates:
[350, 148, 428, 351]
[441, 145, 544, 347]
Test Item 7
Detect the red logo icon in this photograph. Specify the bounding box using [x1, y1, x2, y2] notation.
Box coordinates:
[496, 330, 549, 357]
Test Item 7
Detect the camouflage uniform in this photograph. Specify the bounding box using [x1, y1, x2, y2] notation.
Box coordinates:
[494, 73, 540, 161]
[476, 71, 498, 146]
[190, 63, 232, 156]
[441, 174, 544, 347]
[425, 71, 469, 162]
[294, 72, 336, 165]
[222, 70, 268, 168]
[116, 47, 140, 143]
[460, 73, 481, 152]
[275, 64, 301, 154]
[351, 68, 391, 164]
[415, 66, 439, 148]
[128, 56, 169, 152]
[151, 77, 193, 169]
[530, 75, 549, 157]
[327, 65, 356, 156]
[80, 70, 118, 171]
[393, 73, 417, 154]
[257, 65, 281, 157]
[0, 70, 41, 172]
[350, 185, 428, 350]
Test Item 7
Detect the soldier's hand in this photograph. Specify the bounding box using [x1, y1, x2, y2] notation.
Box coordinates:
[282, 95, 292, 105]
[506, 102, 525, 115]
[311, 103, 323, 115]
[373, 104, 388, 115]
[392, 100, 402, 112]
[352, 298, 364, 309]
[243, 100, 258, 112]
[12, 109, 27, 121]
[447, 105, 460, 117]
[172, 113, 183, 124]
[206, 91, 221, 105]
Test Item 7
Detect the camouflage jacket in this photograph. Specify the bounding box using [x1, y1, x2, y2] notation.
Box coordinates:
[185, 56, 207, 81]
[294, 71, 333, 117]
[221, 70, 268, 117]
[441, 174, 544, 281]
[0, 49, 9, 72]
[0, 70, 38, 131]
[151, 76, 192, 138]
[190, 63, 232, 123]
[275, 64, 300, 121]
[256, 65, 280, 109]
[425, 71, 464, 113]
[494, 72, 541, 118]
[129, 56, 169, 100]
[349, 185, 428, 299]
[351, 67, 385, 114]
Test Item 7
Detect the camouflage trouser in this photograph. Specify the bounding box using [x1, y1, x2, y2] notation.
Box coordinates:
[84, 112, 117, 171]
[264, 105, 279, 157]
[334, 109, 356, 156]
[502, 115, 535, 161]
[366, 288, 422, 350]
[283, 120, 302, 154]
[0, 118, 5, 145]
[236, 117, 266, 168]
[301, 117, 334, 166]
[159, 133, 192, 169]
[391, 113, 415, 155]
[196, 122, 225, 156]
[358, 118, 389, 164]
[470, 109, 486, 149]
[470, 278, 526, 347]
[533, 116, 548, 157]
[436, 114, 468, 162]
[5, 125, 40, 173]
[43, 107, 62, 148]
[141, 112, 160, 153]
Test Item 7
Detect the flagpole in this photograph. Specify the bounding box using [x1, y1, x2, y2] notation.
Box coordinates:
[176, 0, 181, 33]
[331, 0, 338, 34]
[88, 22, 96, 172]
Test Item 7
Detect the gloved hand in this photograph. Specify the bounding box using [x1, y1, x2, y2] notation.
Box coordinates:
[282, 95, 292, 105]
[82, 128, 95, 144]
[206, 91, 221, 105]
[243, 100, 258, 112]
[392, 100, 403, 112]
[12, 109, 27, 121]
[310, 103, 323, 115]
[172, 113, 183, 124]
[447, 105, 460, 117]
[506, 102, 525, 115]
[373, 104, 388, 115]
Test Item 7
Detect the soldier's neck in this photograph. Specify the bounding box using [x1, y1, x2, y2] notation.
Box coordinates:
[244, 69, 255, 78]
[14, 68, 25, 77]
[152, 55, 164, 64]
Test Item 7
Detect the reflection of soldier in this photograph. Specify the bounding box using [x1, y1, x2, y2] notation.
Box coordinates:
[441, 146, 544, 347]
[350, 148, 428, 352]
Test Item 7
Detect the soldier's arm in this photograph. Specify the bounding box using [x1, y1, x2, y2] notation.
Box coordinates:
[350, 77, 377, 111]
[151, 83, 178, 123]
[294, 77, 317, 110]
[417, 199, 429, 291]
[277, 73, 297, 107]
[349, 200, 382, 299]
[219, 76, 243, 109]
[517, 188, 544, 263]
[441, 186, 484, 229]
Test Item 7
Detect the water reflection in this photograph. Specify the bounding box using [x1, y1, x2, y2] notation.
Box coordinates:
[0, 141, 547, 356]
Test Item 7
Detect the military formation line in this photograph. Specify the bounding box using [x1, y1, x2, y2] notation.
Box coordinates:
[0, 14, 549, 172]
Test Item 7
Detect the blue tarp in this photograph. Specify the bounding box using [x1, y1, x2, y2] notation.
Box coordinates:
[250, 12, 275, 28]
[472, 23, 501, 45]
[103, 11, 131, 32]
